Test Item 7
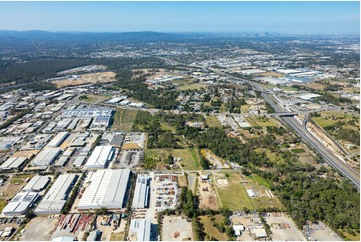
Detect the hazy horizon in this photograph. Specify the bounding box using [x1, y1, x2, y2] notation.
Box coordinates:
[0, 1, 359, 35]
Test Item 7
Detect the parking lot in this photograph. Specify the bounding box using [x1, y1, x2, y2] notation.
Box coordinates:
[115, 150, 144, 169]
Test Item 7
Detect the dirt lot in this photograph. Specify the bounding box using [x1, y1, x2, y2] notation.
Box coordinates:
[230, 212, 262, 241]
[0, 174, 35, 201]
[162, 215, 193, 241]
[197, 176, 220, 210]
[52, 71, 116, 88]
[20, 216, 59, 241]
[264, 212, 306, 241]
[304, 221, 342, 241]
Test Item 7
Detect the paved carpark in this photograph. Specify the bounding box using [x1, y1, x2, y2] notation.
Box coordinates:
[116, 150, 144, 169]
[264, 212, 307, 241]
[162, 216, 193, 241]
[20, 216, 59, 241]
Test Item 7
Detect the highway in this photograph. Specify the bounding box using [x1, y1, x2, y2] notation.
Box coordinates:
[207, 67, 360, 188]
[261, 88, 360, 189]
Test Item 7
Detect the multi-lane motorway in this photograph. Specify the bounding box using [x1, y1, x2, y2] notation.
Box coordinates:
[259, 84, 360, 188]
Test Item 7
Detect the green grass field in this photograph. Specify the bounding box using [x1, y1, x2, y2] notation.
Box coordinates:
[111, 108, 138, 132]
[0, 199, 6, 212]
[247, 116, 278, 127]
[251, 174, 271, 188]
[199, 215, 228, 241]
[204, 115, 222, 128]
[338, 229, 360, 241]
[291, 148, 306, 154]
[79, 94, 111, 103]
[215, 173, 254, 210]
[177, 83, 207, 90]
[160, 122, 176, 132]
[172, 149, 201, 170]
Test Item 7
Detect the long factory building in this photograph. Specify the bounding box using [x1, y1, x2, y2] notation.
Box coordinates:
[77, 169, 130, 210]
[83, 145, 114, 169]
[132, 175, 151, 209]
[34, 173, 79, 215]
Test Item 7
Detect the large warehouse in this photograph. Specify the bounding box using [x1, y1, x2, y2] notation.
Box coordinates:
[47, 132, 69, 148]
[34, 173, 78, 214]
[30, 148, 61, 168]
[77, 169, 130, 210]
[22, 175, 51, 192]
[132, 175, 151, 209]
[129, 219, 151, 241]
[83, 146, 114, 169]
[2, 192, 39, 216]
[0, 156, 28, 171]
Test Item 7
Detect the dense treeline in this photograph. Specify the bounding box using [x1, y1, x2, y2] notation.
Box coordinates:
[116, 71, 180, 110]
[174, 124, 360, 231]
[0, 57, 164, 84]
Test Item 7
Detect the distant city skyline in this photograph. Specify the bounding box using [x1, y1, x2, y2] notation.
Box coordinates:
[0, 1, 359, 34]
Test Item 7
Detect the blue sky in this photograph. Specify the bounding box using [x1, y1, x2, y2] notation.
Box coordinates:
[0, 1, 359, 34]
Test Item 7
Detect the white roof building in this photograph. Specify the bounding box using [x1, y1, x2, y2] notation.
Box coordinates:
[83, 146, 114, 169]
[78, 169, 130, 210]
[31, 148, 61, 168]
[47, 132, 69, 148]
[132, 175, 151, 209]
[0, 157, 28, 171]
[129, 219, 151, 241]
[246, 189, 256, 198]
[22, 175, 51, 192]
[34, 174, 78, 214]
[2, 192, 39, 216]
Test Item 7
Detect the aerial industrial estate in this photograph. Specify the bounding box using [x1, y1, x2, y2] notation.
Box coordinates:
[0, 16, 360, 242]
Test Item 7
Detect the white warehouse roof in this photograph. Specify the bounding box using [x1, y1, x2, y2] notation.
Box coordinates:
[129, 219, 151, 241]
[2, 192, 39, 216]
[83, 146, 114, 169]
[0, 157, 28, 170]
[47, 132, 69, 148]
[34, 173, 78, 215]
[132, 175, 151, 209]
[22, 175, 51, 192]
[31, 148, 61, 168]
[78, 169, 130, 210]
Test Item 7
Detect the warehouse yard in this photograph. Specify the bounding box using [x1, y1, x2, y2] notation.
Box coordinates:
[265, 212, 306, 241]
[20, 216, 59, 241]
[162, 216, 193, 241]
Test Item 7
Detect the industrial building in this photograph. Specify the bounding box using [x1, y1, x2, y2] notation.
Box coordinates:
[2, 192, 39, 216]
[34, 174, 79, 214]
[31, 148, 62, 168]
[83, 146, 114, 169]
[246, 189, 256, 198]
[22, 175, 51, 192]
[132, 175, 151, 209]
[77, 169, 130, 210]
[129, 219, 151, 241]
[47, 132, 70, 148]
[0, 157, 28, 171]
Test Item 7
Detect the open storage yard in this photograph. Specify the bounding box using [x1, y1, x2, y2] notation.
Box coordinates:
[20, 216, 59, 241]
[162, 215, 193, 241]
[197, 175, 220, 210]
[51, 71, 116, 88]
[264, 212, 306, 241]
